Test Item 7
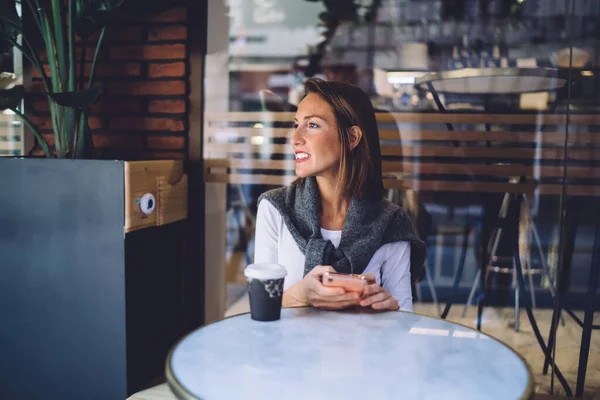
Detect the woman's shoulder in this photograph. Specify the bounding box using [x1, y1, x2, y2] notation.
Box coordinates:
[257, 196, 281, 219]
[258, 183, 298, 206]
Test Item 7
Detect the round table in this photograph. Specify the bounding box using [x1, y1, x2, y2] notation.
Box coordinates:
[166, 307, 533, 400]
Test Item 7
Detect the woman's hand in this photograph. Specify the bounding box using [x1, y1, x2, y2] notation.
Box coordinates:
[282, 265, 361, 310]
[359, 273, 400, 311]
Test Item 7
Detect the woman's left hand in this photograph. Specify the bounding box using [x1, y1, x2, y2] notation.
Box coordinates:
[359, 273, 400, 311]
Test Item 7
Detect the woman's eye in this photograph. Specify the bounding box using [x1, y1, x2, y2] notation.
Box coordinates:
[308, 122, 319, 129]
[293, 123, 298, 129]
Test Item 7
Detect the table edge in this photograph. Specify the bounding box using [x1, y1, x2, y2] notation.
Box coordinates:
[165, 306, 534, 400]
[414, 67, 566, 95]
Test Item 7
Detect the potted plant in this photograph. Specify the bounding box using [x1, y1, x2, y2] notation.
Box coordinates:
[0, 2, 192, 399]
[0, 0, 127, 158]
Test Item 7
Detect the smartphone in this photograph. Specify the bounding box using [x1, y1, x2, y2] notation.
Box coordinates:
[322, 272, 368, 293]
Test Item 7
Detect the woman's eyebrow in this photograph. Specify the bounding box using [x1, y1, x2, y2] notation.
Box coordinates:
[294, 115, 326, 122]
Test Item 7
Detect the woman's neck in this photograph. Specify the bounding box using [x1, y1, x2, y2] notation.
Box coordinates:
[316, 176, 349, 230]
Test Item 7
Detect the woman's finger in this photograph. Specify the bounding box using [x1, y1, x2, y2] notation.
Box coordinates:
[371, 297, 399, 311]
[305, 275, 345, 296]
[361, 273, 376, 284]
[360, 291, 389, 307]
[314, 298, 361, 310]
[307, 265, 336, 277]
[312, 289, 359, 303]
[362, 283, 383, 296]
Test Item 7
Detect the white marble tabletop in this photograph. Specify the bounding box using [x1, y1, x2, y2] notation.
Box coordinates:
[166, 307, 533, 400]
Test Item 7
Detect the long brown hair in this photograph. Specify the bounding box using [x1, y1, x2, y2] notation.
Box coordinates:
[295, 78, 384, 200]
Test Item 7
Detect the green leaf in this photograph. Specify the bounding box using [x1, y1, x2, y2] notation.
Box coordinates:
[0, 0, 22, 53]
[75, 0, 124, 38]
[47, 85, 103, 109]
[0, 85, 25, 110]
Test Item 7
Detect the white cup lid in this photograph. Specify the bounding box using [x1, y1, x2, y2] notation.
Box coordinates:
[244, 263, 287, 280]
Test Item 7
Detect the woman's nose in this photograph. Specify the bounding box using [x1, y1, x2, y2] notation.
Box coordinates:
[291, 127, 304, 146]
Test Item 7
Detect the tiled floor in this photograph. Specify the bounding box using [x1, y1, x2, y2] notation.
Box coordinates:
[130, 295, 598, 400]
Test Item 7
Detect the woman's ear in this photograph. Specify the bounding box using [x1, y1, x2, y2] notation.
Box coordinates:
[348, 126, 363, 150]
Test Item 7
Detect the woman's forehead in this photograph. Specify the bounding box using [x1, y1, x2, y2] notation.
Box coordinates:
[296, 93, 333, 118]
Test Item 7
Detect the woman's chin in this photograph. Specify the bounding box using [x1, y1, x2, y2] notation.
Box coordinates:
[295, 168, 311, 178]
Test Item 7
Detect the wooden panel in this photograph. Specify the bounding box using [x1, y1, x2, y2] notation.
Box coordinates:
[380, 146, 600, 161]
[207, 127, 293, 140]
[381, 130, 600, 144]
[207, 143, 290, 154]
[207, 126, 600, 145]
[204, 112, 600, 197]
[205, 172, 600, 196]
[206, 158, 600, 180]
[125, 160, 188, 233]
[205, 158, 295, 170]
[206, 112, 600, 126]
[206, 159, 599, 179]
[206, 142, 599, 162]
[157, 174, 188, 226]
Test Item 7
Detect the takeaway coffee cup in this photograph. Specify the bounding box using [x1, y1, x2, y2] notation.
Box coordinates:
[244, 263, 287, 321]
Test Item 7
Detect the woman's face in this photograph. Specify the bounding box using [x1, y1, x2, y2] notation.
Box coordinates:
[292, 93, 341, 180]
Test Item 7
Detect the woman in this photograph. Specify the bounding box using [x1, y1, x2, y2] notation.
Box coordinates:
[254, 78, 426, 312]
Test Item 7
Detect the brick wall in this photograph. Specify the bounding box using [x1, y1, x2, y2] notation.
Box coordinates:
[30, 2, 189, 160]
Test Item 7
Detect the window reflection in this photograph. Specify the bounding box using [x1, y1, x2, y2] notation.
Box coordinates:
[207, 1, 600, 395]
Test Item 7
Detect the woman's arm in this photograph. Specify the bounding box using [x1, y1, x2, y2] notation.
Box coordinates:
[380, 242, 413, 311]
[253, 200, 279, 264]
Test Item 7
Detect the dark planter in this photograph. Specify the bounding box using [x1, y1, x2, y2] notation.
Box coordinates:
[0, 158, 193, 399]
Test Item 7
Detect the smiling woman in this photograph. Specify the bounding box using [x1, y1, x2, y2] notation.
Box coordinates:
[253, 78, 427, 313]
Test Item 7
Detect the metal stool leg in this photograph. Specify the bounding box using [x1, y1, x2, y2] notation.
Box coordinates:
[512, 260, 520, 332]
[462, 268, 480, 317]
[440, 221, 471, 319]
[423, 263, 441, 316]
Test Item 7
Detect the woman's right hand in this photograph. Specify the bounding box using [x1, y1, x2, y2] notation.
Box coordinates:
[283, 265, 360, 310]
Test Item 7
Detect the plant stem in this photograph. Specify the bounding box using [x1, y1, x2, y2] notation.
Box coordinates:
[50, 0, 67, 87]
[88, 26, 107, 88]
[67, 0, 75, 92]
[10, 107, 51, 158]
[79, 38, 87, 91]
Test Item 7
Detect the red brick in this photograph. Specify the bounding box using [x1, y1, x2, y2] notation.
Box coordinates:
[147, 135, 185, 149]
[109, 44, 185, 60]
[76, 26, 142, 42]
[31, 116, 54, 131]
[90, 97, 141, 113]
[41, 133, 55, 146]
[92, 133, 144, 148]
[148, 25, 187, 41]
[33, 62, 140, 79]
[109, 116, 184, 131]
[148, 99, 186, 113]
[91, 62, 141, 77]
[148, 62, 185, 77]
[39, 46, 98, 61]
[30, 147, 47, 156]
[30, 115, 102, 131]
[142, 7, 187, 23]
[107, 26, 143, 42]
[108, 80, 186, 96]
[31, 97, 50, 112]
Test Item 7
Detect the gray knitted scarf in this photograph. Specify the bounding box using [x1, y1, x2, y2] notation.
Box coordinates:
[258, 177, 426, 282]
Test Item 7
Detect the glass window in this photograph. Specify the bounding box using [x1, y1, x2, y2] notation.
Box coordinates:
[0, 2, 24, 157]
[204, 1, 600, 396]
